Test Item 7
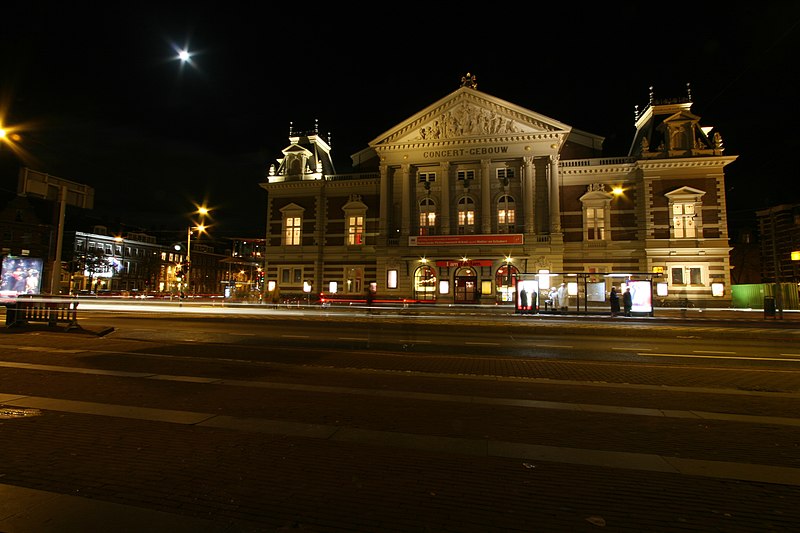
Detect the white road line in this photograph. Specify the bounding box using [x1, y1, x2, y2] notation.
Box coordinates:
[780, 353, 800, 357]
[534, 344, 573, 349]
[640, 353, 800, 363]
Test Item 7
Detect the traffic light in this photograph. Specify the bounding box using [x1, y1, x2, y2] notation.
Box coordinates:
[183, 260, 190, 272]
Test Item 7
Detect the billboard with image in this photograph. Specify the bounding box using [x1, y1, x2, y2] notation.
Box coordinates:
[1, 256, 44, 299]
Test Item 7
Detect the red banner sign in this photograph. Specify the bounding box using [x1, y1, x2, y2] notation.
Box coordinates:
[409, 234, 523, 246]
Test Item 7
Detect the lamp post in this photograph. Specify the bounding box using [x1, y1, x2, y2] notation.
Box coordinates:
[185, 223, 205, 295]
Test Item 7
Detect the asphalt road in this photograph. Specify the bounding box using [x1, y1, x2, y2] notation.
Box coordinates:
[1, 310, 799, 532]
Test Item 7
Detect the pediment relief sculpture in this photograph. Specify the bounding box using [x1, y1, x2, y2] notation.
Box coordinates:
[416, 102, 524, 141]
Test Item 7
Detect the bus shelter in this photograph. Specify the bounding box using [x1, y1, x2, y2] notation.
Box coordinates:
[514, 272, 664, 317]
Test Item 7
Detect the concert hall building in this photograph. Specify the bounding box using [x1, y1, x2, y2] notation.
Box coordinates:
[259, 75, 736, 309]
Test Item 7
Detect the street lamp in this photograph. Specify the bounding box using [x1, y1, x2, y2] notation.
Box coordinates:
[186, 223, 206, 295]
[185, 206, 210, 296]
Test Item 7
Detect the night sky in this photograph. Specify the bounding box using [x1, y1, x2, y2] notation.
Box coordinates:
[2, 4, 798, 238]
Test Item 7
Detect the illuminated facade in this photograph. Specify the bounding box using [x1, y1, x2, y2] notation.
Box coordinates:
[260, 77, 736, 307]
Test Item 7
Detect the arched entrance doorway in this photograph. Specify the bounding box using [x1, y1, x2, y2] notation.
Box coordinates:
[413, 265, 437, 301]
[495, 264, 519, 303]
[454, 266, 479, 303]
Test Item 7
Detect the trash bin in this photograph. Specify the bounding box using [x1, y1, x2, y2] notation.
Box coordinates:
[764, 296, 776, 319]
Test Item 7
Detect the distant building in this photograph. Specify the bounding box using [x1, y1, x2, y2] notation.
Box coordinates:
[259, 77, 737, 307]
[756, 203, 800, 283]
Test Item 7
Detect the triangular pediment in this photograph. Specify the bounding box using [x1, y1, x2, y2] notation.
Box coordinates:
[660, 110, 701, 127]
[665, 186, 706, 200]
[369, 87, 572, 147]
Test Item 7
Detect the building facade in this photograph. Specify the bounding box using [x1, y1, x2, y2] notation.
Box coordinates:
[756, 203, 800, 284]
[261, 77, 736, 308]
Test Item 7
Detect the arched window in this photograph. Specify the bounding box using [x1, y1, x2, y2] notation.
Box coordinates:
[457, 196, 475, 234]
[497, 195, 516, 233]
[419, 198, 436, 235]
[414, 265, 437, 301]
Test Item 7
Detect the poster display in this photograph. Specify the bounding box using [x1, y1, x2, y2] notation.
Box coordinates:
[626, 280, 653, 314]
[1, 256, 44, 298]
[516, 279, 539, 313]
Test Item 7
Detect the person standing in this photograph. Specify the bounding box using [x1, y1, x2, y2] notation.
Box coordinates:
[557, 282, 569, 313]
[609, 286, 620, 317]
[622, 287, 633, 317]
[519, 287, 528, 311]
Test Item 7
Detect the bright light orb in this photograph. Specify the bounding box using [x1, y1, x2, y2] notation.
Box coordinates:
[178, 50, 191, 62]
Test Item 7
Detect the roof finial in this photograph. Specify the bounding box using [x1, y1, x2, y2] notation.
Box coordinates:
[460, 72, 478, 89]
[649, 86, 654, 105]
[686, 82, 692, 101]
[328, 131, 332, 148]
[289, 121, 293, 136]
[634, 104, 639, 122]
[314, 118, 319, 134]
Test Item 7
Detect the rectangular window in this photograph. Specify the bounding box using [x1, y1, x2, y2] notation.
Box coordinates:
[387, 269, 398, 289]
[587, 207, 605, 240]
[281, 268, 291, 284]
[497, 168, 514, 180]
[673, 203, 696, 238]
[418, 172, 436, 183]
[293, 268, 302, 283]
[671, 267, 684, 285]
[284, 217, 301, 245]
[347, 216, 364, 245]
[689, 267, 702, 285]
[457, 170, 475, 181]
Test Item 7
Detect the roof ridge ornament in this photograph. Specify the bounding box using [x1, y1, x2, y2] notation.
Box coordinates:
[460, 72, 477, 89]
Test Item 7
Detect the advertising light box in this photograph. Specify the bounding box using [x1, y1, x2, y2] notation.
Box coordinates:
[1, 256, 44, 298]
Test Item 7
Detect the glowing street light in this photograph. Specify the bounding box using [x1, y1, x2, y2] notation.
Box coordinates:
[185, 205, 210, 295]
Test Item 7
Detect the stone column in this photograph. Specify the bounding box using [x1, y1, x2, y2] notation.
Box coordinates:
[379, 163, 389, 245]
[548, 154, 561, 233]
[400, 164, 411, 236]
[440, 162, 450, 235]
[523, 156, 535, 234]
[481, 159, 492, 233]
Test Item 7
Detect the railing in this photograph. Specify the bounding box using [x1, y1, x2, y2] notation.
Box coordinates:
[5, 294, 80, 330]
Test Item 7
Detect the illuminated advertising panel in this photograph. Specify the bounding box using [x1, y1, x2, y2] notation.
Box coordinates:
[1, 256, 44, 299]
[516, 279, 539, 313]
[626, 280, 653, 314]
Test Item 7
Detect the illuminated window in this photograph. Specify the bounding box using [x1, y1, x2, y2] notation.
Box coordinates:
[580, 185, 612, 241]
[419, 198, 436, 235]
[414, 265, 437, 299]
[343, 198, 367, 246]
[672, 203, 697, 238]
[281, 204, 305, 246]
[457, 197, 475, 234]
[284, 216, 301, 245]
[418, 172, 436, 183]
[347, 216, 364, 245]
[666, 187, 705, 239]
[497, 195, 515, 233]
[586, 207, 605, 240]
[387, 270, 398, 289]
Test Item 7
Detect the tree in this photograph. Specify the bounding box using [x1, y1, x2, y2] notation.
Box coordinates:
[70, 248, 113, 293]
